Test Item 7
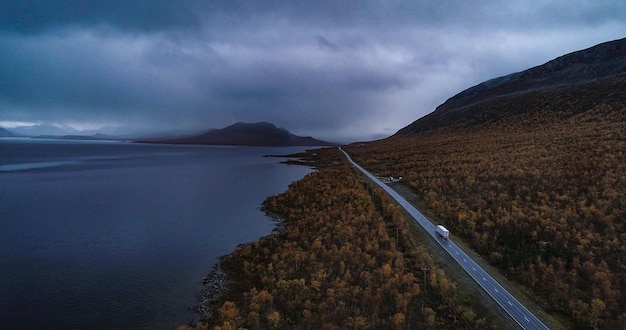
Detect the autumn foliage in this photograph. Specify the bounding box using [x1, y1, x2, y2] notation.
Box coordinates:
[203, 148, 500, 329]
[345, 79, 626, 329]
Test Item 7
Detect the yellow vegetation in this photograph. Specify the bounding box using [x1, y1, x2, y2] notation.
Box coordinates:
[204, 148, 500, 329]
[345, 92, 626, 329]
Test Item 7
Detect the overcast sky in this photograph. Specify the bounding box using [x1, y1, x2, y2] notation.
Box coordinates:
[1, 1, 625, 142]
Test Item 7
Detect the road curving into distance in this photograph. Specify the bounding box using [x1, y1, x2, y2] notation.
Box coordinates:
[340, 148, 549, 330]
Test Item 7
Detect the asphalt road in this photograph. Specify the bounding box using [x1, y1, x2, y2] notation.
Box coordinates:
[340, 148, 549, 330]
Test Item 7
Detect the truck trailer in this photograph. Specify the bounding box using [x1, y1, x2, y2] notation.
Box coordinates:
[436, 225, 449, 239]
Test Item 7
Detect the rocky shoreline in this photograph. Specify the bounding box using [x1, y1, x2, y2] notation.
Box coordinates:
[190, 266, 228, 324]
[188, 150, 315, 327]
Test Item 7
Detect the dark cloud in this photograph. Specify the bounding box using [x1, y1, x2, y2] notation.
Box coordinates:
[1, 1, 625, 142]
[0, 0, 207, 34]
[317, 36, 341, 52]
[8, 1, 624, 36]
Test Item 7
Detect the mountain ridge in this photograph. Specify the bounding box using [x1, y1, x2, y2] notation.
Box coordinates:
[0, 127, 15, 137]
[345, 37, 626, 328]
[396, 37, 626, 135]
[141, 122, 337, 146]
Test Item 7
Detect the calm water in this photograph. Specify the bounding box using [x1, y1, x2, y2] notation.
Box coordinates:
[0, 138, 313, 329]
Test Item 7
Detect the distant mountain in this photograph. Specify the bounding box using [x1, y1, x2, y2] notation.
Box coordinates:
[144, 122, 337, 146]
[0, 127, 15, 137]
[396, 37, 626, 135]
[8, 124, 78, 137]
[32, 133, 119, 141]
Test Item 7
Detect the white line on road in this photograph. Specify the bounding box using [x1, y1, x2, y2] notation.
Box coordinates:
[339, 148, 549, 330]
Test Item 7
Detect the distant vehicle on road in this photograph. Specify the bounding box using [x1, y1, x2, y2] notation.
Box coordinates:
[436, 225, 449, 239]
[339, 147, 549, 329]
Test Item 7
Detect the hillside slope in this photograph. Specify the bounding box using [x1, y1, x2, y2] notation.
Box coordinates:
[397, 37, 626, 134]
[347, 38, 626, 329]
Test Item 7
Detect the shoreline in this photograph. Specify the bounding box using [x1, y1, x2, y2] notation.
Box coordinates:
[190, 147, 504, 328]
[189, 152, 314, 326]
[190, 266, 229, 323]
[190, 204, 292, 326]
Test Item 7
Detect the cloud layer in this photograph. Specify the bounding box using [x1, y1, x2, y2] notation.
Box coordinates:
[1, 1, 625, 141]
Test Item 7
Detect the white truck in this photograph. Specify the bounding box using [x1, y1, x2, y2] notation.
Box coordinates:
[436, 225, 449, 240]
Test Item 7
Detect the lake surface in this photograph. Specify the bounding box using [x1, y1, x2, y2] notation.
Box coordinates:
[0, 138, 314, 329]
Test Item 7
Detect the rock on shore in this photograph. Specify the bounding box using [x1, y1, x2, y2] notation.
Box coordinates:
[190, 267, 228, 321]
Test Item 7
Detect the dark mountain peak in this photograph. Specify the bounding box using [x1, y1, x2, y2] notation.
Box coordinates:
[145, 122, 337, 146]
[397, 37, 626, 135]
[221, 122, 288, 135]
[228, 121, 277, 129]
[0, 127, 16, 137]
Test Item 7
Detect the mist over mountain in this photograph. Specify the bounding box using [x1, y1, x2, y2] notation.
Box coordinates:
[396, 37, 626, 135]
[142, 122, 337, 147]
[0, 127, 15, 137]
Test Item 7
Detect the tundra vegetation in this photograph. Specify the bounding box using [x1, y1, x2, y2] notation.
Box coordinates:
[198, 148, 501, 329]
[345, 77, 626, 329]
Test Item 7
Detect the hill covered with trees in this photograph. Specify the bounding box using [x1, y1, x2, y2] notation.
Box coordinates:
[345, 38, 626, 329]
